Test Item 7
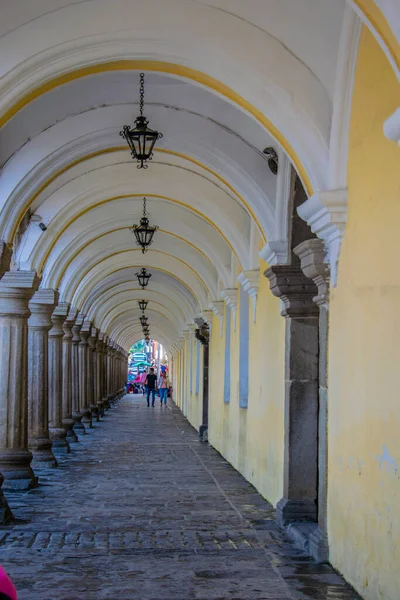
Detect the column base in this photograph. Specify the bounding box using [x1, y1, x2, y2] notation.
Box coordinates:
[103, 395, 110, 410]
[276, 498, 317, 527]
[49, 427, 70, 455]
[0, 450, 38, 491]
[72, 411, 86, 434]
[63, 418, 78, 443]
[0, 474, 13, 524]
[29, 438, 58, 469]
[90, 404, 99, 422]
[80, 409, 92, 429]
[97, 401, 105, 417]
[309, 526, 329, 563]
[199, 425, 208, 443]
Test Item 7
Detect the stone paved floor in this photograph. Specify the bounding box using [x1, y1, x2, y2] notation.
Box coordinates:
[0, 395, 361, 600]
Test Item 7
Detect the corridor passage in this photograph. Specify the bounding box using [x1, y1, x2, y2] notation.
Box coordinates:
[0, 396, 359, 600]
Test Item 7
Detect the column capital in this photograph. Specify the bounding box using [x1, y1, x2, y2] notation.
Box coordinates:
[0, 270, 41, 316]
[88, 326, 98, 349]
[297, 189, 347, 287]
[187, 324, 197, 334]
[293, 239, 330, 308]
[201, 309, 214, 327]
[259, 240, 289, 266]
[264, 265, 319, 319]
[209, 301, 225, 336]
[220, 288, 238, 331]
[29, 289, 59, 328]
[238, 269, 260, 322]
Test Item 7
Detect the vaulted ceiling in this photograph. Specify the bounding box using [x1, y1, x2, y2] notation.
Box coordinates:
[0, 0, 397, 350]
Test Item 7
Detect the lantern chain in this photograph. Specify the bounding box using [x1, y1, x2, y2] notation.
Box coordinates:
[139, 72, 145, 117]
[143, 197, 147, 218]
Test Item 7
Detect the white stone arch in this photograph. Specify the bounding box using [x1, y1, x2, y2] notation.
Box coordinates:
[0, 0, 334, 194]
[68, 253, 210, 311]
[80, 269, 199, 320]
[86, 286, 190, 330]
[20, 162, 251, 273]
[96, 296, 186, 334]
[37, 201, 233, 291]
[101, 305, 180, 337]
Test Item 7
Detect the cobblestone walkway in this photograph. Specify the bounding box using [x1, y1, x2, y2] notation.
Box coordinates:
[0, 395, 360, 600]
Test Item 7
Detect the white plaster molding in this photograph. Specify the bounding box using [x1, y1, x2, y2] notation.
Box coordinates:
[374, 0, 400, 45]
[201, 309, 214, 328]
[384, 107, 400, 145]
[220, 288, 238, 331]
[237, 270, 260, 323]
[347, 1, 400, 80]
[209, 300, 225, 337]
[297, 189, 347, 287]
[259, 240, 289, 266]
[329, 6, 362, 189]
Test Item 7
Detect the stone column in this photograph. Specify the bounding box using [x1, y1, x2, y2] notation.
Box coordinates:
[48, 302, 70, 455]
[265, 264, 319, 526]
[294, 239, 330, 562]
[62, 308, 78, 443]
[96, 333, 105, 416]
[106, 342, 113, 405]
[71, 313, 85, 434]
[0, 271, 40, 491]
[102, 336, 110, 410]
[87, 326, 99, 421]
[28, 288, 58, 469]
[79, 321, 91, 429]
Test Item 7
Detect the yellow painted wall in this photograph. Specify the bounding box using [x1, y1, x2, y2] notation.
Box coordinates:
[328, 26, 400, 600]
[204, 259, 285, 505]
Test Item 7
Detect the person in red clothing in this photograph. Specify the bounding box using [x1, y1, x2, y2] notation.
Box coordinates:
[0, 565, 17, 600]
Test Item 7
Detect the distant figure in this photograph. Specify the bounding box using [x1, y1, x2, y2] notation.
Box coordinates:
[140, 369, 147, 395]
[145, 368, 157, 407]
[158, 371, 171, 406]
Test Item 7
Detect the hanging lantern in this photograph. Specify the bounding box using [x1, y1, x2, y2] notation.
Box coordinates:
[135, 268, 152, 289]
[120, 72, 163, 169]
[131, 197, 158, 253]
[140, 315, 148, 326]
[138, 300, 148, 311]
[145, 336, 150, 344]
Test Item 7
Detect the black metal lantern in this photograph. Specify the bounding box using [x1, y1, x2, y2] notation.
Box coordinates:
[138, 300, 148, 311]
[145, 336, 150, 344]
[143, 328, 150, 337]
[131, 198, 159, 254]
[135, 268, 152, 289]
[140, 314, 148, 326]
[120, 73, 163, 169]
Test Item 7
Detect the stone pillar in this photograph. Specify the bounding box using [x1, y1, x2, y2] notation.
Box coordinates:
[96, 333, 105, 416]
[71, 314, 84, 434]
[106, 342, 113, 405]
[79, 321, 91, 429]
[0, 271, 40, 491]
[265, 264, 319, 526]
[294, 239, 330, 562]
[48, 302, 70, 455]
[62, 308, 78, 443]
[28, 288, 58, 469]
[102, 336, 110, 409]
[87, 326, 99, 421]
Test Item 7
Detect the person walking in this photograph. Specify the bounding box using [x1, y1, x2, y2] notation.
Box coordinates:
[140, 369, 147, 395]
[145, 368, 157, 407]
[158, 371, 171, 406]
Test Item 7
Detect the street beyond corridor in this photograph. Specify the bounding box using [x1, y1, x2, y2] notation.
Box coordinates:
[0, 395, 360, 599]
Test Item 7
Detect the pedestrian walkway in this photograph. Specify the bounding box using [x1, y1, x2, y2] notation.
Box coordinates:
[0, 395, 360, 600]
